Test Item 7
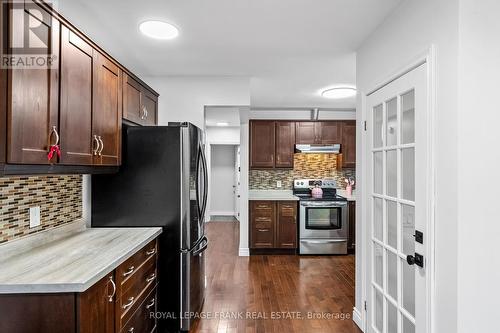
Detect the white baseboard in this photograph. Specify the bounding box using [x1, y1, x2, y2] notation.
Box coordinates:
[209, 211, 236, 216]
[353, 307, 363, 331]
[238, 248, 249, 256]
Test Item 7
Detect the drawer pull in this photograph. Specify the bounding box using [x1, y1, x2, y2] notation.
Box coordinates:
[122, 266, 135, 277]
[107, 275, 116, 302]
[145, 298, 155, 309]
[257, 205, 269, 209]
[258, 229, 269, 232]
[128, 328, 135, 333]
[146, 273, 156, 283]
[122, 296, 135, 309]
[146, 248, 156, 256]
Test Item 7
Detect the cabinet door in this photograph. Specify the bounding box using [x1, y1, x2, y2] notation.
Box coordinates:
[7, 4, 59, 164]
[250, 121, 275, 168]
[295, 122, 317, 144]
[59, 26, 93, 165]
[142, 88, 158, 126]
[250, 201, 275, 248]
[342, 120, 356, 168]
[93, 52, 122, 165]
[77, 273, 115, 333]
[122, 74, 142, 124]
[275, 121, 295, 168]
[318, 121, 342, 144]
[277, 202, 297, 248]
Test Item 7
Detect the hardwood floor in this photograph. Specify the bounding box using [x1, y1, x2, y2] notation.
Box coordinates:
[191, 221, 362, 333]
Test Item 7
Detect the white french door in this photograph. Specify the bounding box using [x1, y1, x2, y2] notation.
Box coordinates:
[366, 63, 429, 333]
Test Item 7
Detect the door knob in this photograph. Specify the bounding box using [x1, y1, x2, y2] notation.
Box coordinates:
[406, 253, 424, 268]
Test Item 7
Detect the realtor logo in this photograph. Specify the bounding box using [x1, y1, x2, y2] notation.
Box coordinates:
[1, 0, 58, 69]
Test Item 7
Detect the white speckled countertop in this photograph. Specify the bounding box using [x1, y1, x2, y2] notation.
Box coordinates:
[0, 223, 162, 294]
[248, 190, 299, 201]
[337, 189, 356, 201]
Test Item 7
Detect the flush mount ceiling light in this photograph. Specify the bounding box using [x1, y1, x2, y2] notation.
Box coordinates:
[321, 87, 357, 99]
[139, 20, 179, 40]
[216, 122, 229, 127]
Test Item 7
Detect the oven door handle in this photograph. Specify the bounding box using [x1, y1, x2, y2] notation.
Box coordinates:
[300, 202, 348, 208]
[301, 239, 346, 244]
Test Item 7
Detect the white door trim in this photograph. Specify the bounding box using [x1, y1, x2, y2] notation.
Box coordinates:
[360, 46, 436, 333]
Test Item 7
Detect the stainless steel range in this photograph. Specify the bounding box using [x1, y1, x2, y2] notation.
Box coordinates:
[294, 179, 349, 255]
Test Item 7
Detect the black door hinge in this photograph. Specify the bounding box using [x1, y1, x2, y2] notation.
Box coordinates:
[364, 121, 367, 131]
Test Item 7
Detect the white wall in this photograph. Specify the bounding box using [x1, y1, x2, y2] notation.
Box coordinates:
[457, 1, 500, 331]
[142, 76, 250, 129]
[206, 127, 240, 144]
[356, 0, 459, 331]
[209, 145, 237, 216]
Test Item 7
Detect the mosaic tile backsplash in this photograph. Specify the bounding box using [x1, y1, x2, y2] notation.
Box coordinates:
[249, 153, 355, 190]
[0, 175, 82, 244]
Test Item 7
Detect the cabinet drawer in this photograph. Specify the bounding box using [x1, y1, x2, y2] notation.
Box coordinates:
[121, 287, 157, 333]
[118, 255, 157, 316]
[252, 201, 274, 211]
[117, 239, 157, 285]
[252, 228, 274, 248]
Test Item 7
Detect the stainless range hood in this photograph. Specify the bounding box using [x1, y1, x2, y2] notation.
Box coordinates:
[295, 144, 341, 154]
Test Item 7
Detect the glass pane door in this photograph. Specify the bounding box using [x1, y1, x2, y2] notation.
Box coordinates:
[370, 88, 417, 333]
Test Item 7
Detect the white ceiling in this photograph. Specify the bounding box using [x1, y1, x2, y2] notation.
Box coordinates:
[56, 0, 401, 108]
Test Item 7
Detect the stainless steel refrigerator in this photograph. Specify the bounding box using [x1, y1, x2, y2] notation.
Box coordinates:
[91, 122, 208, 333]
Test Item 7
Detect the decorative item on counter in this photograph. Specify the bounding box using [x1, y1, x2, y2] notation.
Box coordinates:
[311, 183, 323, 198]
[345, 178, 355, 197]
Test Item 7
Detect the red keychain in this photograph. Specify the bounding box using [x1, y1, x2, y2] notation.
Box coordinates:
[47, 126, 61, 162]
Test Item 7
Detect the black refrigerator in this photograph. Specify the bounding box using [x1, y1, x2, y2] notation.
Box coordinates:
[92, 122, 208, 333]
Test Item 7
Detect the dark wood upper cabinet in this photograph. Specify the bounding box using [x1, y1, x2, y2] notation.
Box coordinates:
[123, 74, 142, 124]
[342, 120, 356, 168]
[277, 202, 297, 248]
[142, 88, 158, 126]
[275, 121, 295, 168]
[250, 121, 275, 168]
[318, 121, 342, 144]
[296, 121, 342, 144]
[0, 1, 158, 174]
[59, 26, 94, 165]
[6, 3, 60, 165]
[77, 273, 115, 333]
[295, 122, 317, 144]
[93, 52, 122, 166]
[123, 74, 158, 126]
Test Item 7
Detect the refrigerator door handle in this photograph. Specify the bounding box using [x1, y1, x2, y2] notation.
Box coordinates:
[192, 236, 209, 256]
[199, 146, 209, 221]
[195, 147, 203, 219]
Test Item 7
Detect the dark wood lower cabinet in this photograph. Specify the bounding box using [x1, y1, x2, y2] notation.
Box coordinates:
[0, 239, 158, 333]
[250, 200, 297, 252]
[348, 201, 356, 254]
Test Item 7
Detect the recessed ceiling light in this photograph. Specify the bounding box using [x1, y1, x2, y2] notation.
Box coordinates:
[139, 20, 179, 40]
[216, 122, 229, 126]
[321, 87, 357, 99]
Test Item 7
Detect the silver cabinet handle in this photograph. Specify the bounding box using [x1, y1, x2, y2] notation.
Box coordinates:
[128, 327, 134, 333]
[122, 296, 135, 309]
[98, 136, 104, 156]
[49, 126, 60, 146]
[107, 275, 116, 302]
[258, 229, 269, 232]
[146, 273, 156, 283]
[92, 135, 100, 156]
[141, 106, 146, 119]
[144, 106, 148, 119]
[146, 248, 156, 256]
[145, 298, 155, 309]
[122, 266, 135, 277]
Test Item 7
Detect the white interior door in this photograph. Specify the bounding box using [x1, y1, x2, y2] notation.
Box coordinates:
[366, 63, 429, 333]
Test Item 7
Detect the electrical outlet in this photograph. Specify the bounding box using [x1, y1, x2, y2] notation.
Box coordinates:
[276, 180, 282, 188]
[29, 206, 41, 228]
